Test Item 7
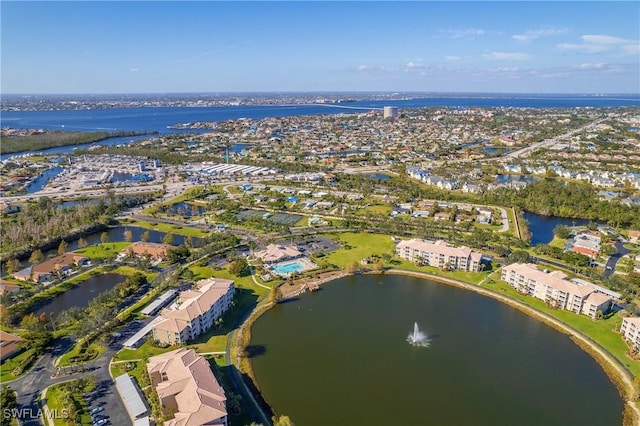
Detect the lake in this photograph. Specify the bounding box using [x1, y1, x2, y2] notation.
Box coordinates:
[523, 211, 596, 246]
[29, 273, 126, 317]
[250, 274, 623, 426]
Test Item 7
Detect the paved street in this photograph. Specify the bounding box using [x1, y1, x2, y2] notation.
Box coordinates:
[7, 337, 131, 426]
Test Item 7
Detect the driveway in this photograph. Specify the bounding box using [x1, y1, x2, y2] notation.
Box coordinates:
[604, 241, 632, 277]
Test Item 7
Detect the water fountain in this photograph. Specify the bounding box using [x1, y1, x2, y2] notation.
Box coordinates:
[407, 322, 429, 347]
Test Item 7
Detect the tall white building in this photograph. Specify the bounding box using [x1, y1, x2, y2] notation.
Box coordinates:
[501, 263, 612, 318]
[383, 106, 399, 119]
[620, 317, 640, 351]
[395, 239, 482, 272]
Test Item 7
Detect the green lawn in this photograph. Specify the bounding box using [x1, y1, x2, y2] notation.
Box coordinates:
[58, 342, 106, 366]
[113, 339, 172, 362]
[75, 242, 131, 260]
[120, 219, 209, 237]
[0, 349, 35, 383]
[357, 205, 392, 216]
[484, 280, 640, 377]
[323, 232, 396, 268]
[44, 380, 93, 426]
[549, 235, 567, 249]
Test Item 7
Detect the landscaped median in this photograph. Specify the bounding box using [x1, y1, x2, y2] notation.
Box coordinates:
[40, 377, 95, 426]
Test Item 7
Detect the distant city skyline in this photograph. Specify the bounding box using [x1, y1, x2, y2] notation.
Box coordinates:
[1, 1, 639, 94]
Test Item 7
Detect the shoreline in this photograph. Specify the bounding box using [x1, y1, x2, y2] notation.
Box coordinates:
[238, 267, 640, 425]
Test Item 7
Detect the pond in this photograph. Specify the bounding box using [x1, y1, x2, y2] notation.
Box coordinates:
[250, 274, 622, 426]
[29, 273, 126, 317]
[523, 211, 596, 246]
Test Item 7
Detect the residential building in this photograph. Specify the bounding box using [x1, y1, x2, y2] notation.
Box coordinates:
[152, 278, 235, 346]
[12, 252, 89, 283]
[120, 241, 175, 261]
[255, 244, 302, 265]
[0, 279, 20, 296]
[570, 233, 601, 258]
[501, 263, 613, 318]
[395, 239, 483, 272]
[620, 317, 640, 351]
[0, 331, 23, 362]
[147, 348, 227, 426]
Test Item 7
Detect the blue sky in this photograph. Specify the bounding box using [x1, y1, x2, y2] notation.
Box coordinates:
[1, 1, 639, 94]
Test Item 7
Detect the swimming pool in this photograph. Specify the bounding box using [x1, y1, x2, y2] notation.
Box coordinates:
[272, 261, 305, 275]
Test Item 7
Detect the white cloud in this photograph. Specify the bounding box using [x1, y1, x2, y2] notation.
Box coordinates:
[482, 52, 532, 61]
[445, 55, 460, 61]
[557, 34, 639, 55]
[576, 63, 605, 70]
[405, 62, 427, 70]
[129, 68, 139, 72]
[512, 26, 568, 42]
[439, 28, 498, 39]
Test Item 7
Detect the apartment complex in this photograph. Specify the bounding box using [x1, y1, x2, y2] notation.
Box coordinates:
[620, 317, 640, 351]
[152, 278, 234, 345]
[501, 263, 613, 318]
[147, 348, 227, 426]
[395, 239, 483, 272]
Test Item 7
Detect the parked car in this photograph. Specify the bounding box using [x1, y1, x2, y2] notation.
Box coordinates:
[89, 406, 104, 415]
[93, 419, 108, 426]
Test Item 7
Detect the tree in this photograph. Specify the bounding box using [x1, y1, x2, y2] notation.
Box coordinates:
[141, 230, 151, 242]
[162, 232, 175, 246]
[100, 232, 109, 244]
[20, 313, 42, 331]
[4, 259, 20, 274]
[229, 258, 249, 276]
[0, 385, 17, 426]
[553, 225, 571, 239]
[58, 239, 69, 255]
[77, 237, 88, 249]
[124, 229, 133, 243]
[272, 415, 294, 426]
[167, 245, 191, 264]
[29, 249, 44, 264]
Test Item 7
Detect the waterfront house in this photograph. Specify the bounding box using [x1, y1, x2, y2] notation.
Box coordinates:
[12, 252, 89, 283]
[0, 279, 20, 296]
[620, 317, 640, 352]
[147, 348, 227, 426]
[395, 239, 482, 272]
[152, 278, 234, 346]
[501, 263, 613, 319]
[120, 242, 175, 261]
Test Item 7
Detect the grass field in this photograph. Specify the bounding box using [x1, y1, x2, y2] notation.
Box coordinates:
[322, 232, 396, 267]
[76, 242, 131, 260]
[119, 219, 209, 237]
[0, 349, 34, 383]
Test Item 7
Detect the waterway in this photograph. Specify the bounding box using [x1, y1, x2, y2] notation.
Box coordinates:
[523, 211, 595, 246]
[2, 94, 638, 160]
[29, 273, 126, 317]
[250, 274, 623, 426]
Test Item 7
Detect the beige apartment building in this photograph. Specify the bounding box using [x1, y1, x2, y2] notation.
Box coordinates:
[395, 239, 483, 272]
[501, 263, 612, 318]
[152, 278, 234, 345]
[147, 348, 227, 426]
[621, 317, 640, 352]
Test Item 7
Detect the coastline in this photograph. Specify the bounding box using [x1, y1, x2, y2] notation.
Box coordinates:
[237, 267, 640, 425]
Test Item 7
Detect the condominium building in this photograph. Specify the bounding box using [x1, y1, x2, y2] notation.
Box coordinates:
[620, 317, 640, 351]
[501, 263, 612, 318]
[395, 239, 483, 272]
[147, 348, 227, 426]
[152, 278, 234, 345]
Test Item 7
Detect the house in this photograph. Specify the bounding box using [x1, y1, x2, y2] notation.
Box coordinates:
[395, 239, 483, 272]
[254, 244, 302, 265]
[0, 331, 23, 362]
[0, 279, 20, 296]
[620, 317, 640, 351]
[147, 348, 227, 426]
[501, 263, 613, 319]
[628, 230, 640, 244]
[152, 278, 234, 346]
[12, 252, 90, 283]
[120, 242, 175, 261]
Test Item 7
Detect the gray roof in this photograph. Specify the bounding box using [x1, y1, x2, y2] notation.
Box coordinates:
[114, 374, 149, 420]
[140, 289, 178, 316]
[123, 316, 164, 349]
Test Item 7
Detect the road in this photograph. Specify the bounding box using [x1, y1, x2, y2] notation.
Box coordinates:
[500, 117, 608, 160]
[7, 338, 130, 426]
